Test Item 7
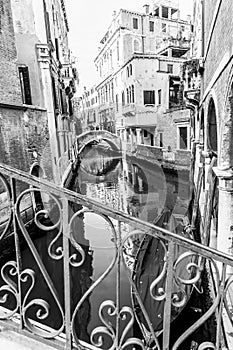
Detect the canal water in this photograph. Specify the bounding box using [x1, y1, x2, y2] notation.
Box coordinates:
[0, 143, 216, 348]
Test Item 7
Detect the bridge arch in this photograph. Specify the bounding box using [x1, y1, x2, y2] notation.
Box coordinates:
[76, 130, 121, 155]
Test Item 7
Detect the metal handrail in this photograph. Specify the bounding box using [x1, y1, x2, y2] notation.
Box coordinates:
[0, 161, 232, 350]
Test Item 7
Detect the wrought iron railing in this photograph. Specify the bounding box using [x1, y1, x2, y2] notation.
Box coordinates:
[0, 162, 233, 350]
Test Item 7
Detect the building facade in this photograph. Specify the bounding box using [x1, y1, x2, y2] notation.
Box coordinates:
[93, 0, 192, 157]
[0, 0, 79, 183]
[79, 86, 100, 132]
[183, 0, 233, 256]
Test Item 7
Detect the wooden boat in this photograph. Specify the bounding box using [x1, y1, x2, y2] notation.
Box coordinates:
[131, 209, 196, 339]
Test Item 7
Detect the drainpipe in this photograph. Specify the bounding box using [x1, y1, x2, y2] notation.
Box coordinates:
[141, 15, 145, 54]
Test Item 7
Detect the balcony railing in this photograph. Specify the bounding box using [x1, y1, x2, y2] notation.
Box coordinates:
[0, 162, 233, 349]
[122, 104, 136, 117]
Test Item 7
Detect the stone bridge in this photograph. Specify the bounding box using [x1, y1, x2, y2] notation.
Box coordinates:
[61, 130, 122, 186]
[75, 130, 122, 154]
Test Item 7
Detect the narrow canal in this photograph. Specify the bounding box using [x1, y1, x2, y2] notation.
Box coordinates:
[0, 143, 216, 349]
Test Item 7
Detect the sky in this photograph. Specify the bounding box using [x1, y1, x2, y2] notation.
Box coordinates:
[66, 0, 193, 90]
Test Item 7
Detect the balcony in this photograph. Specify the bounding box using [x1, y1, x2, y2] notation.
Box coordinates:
[123, 104, 159, 127]
[122, 103, 136, 117]
[182, 58, 203, 106]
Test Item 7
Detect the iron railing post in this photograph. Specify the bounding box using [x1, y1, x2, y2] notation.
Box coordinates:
[163, 241, 175, 350]
[11, 177, 24, 331]
[62, 198, 72, 349]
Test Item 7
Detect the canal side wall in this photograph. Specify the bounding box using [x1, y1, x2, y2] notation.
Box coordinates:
[126, 143, 191, 172]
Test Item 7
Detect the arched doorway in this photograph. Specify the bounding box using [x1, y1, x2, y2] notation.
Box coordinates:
[207, 98, 218, 153]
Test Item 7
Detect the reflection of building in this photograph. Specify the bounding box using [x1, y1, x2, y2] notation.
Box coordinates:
[7, 0, 79, 183]
[93, 0, 192, 155]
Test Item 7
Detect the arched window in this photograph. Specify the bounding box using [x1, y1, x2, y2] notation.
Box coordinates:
[111, 82, 114, 102]
[117, 41, 119, 61]
[129, 64, 132, 75]
[207, 98, 217, 152]
[127, 67, 129, 77]
[105, 85, 108, 102]
[126, 88, 129, 104]
[199, 109, 204, 146]
[132, 85, 135, 103]
[129, 86, 132, 103]
[110, 50, 113, 69]
[122, 91, 125, 106]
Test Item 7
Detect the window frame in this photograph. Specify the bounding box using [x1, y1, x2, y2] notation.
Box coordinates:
[158, 89, 162, 105]
[177, 124, 190, 150]
[167, 64, 173, 73]
[18, 66, 32, 105]
[133, 17, 139, 29]
[149, 21, 154, 32]
[143, 90, 155, 105]
[162, 23, 167, 33]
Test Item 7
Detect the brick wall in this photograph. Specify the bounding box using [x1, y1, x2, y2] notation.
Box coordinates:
[204, 0, 233, 90]
[203, 0, 233, 166]
[0, 0, 22, 105]
[0, 106, 53, 179]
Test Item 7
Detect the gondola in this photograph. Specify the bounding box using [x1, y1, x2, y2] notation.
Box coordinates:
[131, 209, 196, 343]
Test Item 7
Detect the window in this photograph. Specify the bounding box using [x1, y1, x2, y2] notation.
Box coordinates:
[162, 6, 169, 18]
[159, 132, 163, 148]
[126, 88, 129, 104]
[129, 64, 132, 75]
[162, 23, 166, 33]
[122, 91, 125, 106]
[149, 21, 154, 32]
[43, 0, 51, 41]
[19, 66, 32, 105]
[105, 85, 108, 102]
[167, 64, 173, 73]
[117, 41, 119, 61]
[171, 8, 178, 19]
[158, 89, 161, 105]
[178, 126, 188, 149]
[131, 85, 135, 103]
[143, 90, 155, 105]
[111, 82, 114, 102]
[133, 18, 138, 29]
[116, 94, 119, 112]
[110, 50, 113, 68]
[169, 77, 180, 108]
[127, 67, 129, 77]
[55, 38, 59, 61]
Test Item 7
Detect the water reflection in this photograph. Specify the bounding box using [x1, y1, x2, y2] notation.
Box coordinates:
[0, 143, 191, 346]
[69, 143, 191, 343]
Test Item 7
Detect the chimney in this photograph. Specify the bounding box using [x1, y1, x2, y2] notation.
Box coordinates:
[143, 4, 150, 15]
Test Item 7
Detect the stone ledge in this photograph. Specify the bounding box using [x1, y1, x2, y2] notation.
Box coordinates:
[0, 328, 55, 350]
